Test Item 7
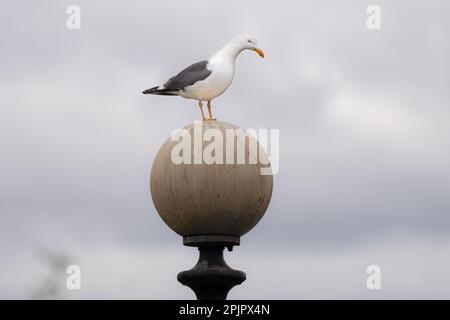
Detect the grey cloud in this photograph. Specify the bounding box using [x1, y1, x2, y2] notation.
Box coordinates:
[1, 0, 449, 298]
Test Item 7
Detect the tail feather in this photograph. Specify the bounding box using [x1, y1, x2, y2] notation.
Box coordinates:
[142, 86, 177, 96]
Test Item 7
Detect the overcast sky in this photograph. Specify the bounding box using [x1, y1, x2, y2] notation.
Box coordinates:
[1, 0, 450, 299]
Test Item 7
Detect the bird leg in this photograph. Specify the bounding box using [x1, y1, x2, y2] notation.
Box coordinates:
[198, 101, 207, 121]
[207, 100, 216, 121]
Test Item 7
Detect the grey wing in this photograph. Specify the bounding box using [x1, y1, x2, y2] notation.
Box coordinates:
[163, 60, 211, 91]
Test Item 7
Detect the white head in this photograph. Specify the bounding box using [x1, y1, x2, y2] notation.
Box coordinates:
[212, 34, 265, 62]
[234, 34, 265, 58]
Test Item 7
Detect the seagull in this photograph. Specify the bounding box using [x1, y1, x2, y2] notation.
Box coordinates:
[142, 34, 264, 121]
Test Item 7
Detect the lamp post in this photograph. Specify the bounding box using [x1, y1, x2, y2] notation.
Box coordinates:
[150, 121, 273, 300]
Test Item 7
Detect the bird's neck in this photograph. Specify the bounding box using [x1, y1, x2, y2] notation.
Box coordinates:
[210, 41, 243, 65]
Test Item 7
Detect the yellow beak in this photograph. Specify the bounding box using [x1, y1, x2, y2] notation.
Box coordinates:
[253, 47, 265, 58]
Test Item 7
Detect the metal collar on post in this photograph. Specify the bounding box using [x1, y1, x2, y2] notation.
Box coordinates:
[177, 235, 245, 300]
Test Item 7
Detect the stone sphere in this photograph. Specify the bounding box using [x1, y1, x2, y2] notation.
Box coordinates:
[150, 121, 273, 238]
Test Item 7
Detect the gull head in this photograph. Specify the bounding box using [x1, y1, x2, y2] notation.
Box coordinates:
[235, 34, 264, 58]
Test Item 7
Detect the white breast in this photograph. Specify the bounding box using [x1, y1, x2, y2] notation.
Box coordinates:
[181, 61, 235, 101]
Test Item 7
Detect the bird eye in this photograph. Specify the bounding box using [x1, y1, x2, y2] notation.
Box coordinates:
[247, 39, 252, 43]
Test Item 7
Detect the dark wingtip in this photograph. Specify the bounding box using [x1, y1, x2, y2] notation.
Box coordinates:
[143, 86, 159, 94]
[142, 86, 178, 96]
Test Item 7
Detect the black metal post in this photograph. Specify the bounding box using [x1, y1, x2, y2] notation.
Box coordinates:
[177, 235, 246, 300]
